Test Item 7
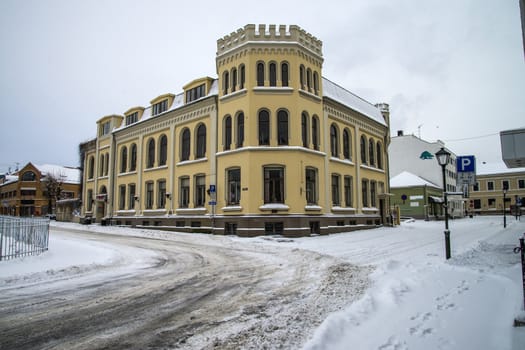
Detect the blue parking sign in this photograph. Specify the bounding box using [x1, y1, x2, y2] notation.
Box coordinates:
[457, 156, 476, 172]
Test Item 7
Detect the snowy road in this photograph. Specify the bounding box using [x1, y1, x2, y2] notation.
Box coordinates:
[0, 225, 369, 350]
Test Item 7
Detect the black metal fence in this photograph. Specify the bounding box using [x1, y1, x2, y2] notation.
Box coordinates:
[0, 216, 50, 261]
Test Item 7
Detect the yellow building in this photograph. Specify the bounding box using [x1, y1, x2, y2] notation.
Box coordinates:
[468, 162, 525, 216]
[81, 24, 391, 236]
[0, 163, 81, 217]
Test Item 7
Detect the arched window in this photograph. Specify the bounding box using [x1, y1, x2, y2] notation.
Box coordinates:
[369, 139, 375, 166]
[360, 135, 367, 164]
[99, 154, 104, 177]
[196, 124, 206, 159]
[307, 68, 312, 92]
[181, 128, 190, 161]
[159, 135, 167, 166]
[223, 71, 229, 95]
[22, 171, 36, 181]
[281, 62, 289, 87]
[104, 153, 109, 176]
[376, 141, 383, 169]
[269, 62, 277, 86]
[239, 64, 245, 89]
[312, 115, 319, 151]
[224, 115, 232, 151]
[343, 129, 351, 160]
[330, 124, 339, 157]
[300, 65, 305, 89]
[277, 110, 289, 145]
[257, 62, 265, 87]
[130, 143, 137, 171]
[313, 72, 319, 95]
[147, 138, 155, 168]
[236, 112, 244, 148]
[258, 110, 270, 145]
[120, 146, 128, 173]
[231, 67, 237, 92]
[301, 112, 309, 148]
[88, 156, 94, 179]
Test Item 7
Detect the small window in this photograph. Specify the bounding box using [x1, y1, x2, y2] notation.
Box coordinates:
[119, 185, 126, 210]
[331, 174, 340, 206]
[264, 167, 284, 204]
[224, 115, 232, 151]
[300, 65, 305, 89]
[487, 181, 494, 191]
[159, 135, 168, 166]
[330, 124, 339, 157]
[152, 99, 168, 115]
[257, 62, 265, 86]
[100, 121, 111, 136]
[369, 139, 375, 166]
[130, 144, 137, 171]
[180, 177, 190, 208]
[312, 116, 319, 151]
[305, 168, 317, 205]
[277, 110, 288, 146]
[88, 156, 94, 179]
[236, 113, 244, 148]
[281, 62, 289, 87]
[147, 138, 155, 168]
[231, 68, 237, 92]
[181, 128, 191, 161]
[360, 135, 367, 164]
[195, 175, 206, 207]
[259, 110, 270, 145]
[362, 179, 369, 207]
[473, 182, 479, 191]
[22, 171, 36, 181]
[269, 62, 277, 86]
[120, 146, 128, 173]
[145, 182, 154, 209]
[157, 180, 166, 209]
[519, 179, 525, 189]
[125, 112, 138, 126]
[502, 180, 509, 191]
[343, 129, 351, 160]
[301, 113, 309, 148]
[128, 184, 136, 210]
[239, 64, 246, 89]
[376, 142, 383, 169]
[227, 168, 241, 205]
[196, 124, 206, 159]
[344, 176, 353, 207]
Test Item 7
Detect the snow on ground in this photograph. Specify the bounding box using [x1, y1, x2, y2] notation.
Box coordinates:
[1, 216, 525, 349]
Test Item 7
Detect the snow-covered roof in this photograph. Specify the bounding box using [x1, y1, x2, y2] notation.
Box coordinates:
[36, 164, 81, 184]
[390, 171, 440, 189]
[1, 174, 19, 186]
[476, 162, 525, 176]
[322, 77, 386, 126]
[114, 80, 219, 133]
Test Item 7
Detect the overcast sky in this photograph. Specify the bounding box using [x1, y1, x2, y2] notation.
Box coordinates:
[1, 0, 524, 174]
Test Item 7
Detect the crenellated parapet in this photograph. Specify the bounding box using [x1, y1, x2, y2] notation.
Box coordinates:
[216, 24, 323, 58]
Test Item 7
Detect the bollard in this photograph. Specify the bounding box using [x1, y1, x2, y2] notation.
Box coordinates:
[515, 236, 525, 327]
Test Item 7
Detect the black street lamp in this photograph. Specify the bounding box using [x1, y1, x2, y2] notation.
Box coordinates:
[503, 188, 507, 228]
[436, 147, 452, 260]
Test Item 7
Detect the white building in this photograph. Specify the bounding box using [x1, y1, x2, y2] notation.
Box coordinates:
[389, 132, 465, 218]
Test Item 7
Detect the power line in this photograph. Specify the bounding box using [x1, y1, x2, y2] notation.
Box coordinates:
[444, 132, 499, 142]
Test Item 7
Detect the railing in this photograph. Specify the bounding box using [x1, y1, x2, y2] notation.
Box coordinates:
[0, 216, 50, 261]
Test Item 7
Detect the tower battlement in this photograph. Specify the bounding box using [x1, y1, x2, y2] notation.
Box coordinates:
[216, 24, 323, 57]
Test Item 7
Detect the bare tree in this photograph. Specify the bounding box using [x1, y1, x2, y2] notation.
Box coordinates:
[43, 172, 64, 215]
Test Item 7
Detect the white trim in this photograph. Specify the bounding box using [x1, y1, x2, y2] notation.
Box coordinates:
[331, 206, 356, 213]
[259, 203, 290, 211]
[305, 205, 322, 211]
[222, 205, 243, 212]
[176, 207, 207, 215]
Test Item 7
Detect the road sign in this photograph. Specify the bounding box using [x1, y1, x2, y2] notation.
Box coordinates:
[457, 155, 476, 186]
[208, 201, 216, 205]
[209, 185, 216, 193]
[457, 155, 476, 172]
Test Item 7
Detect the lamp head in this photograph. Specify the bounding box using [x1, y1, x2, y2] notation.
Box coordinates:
[435, 147, 451, 167]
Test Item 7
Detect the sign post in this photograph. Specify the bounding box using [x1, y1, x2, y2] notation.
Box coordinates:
[209, 185, 216, 232]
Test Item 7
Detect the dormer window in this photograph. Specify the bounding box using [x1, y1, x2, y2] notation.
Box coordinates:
[100, 121, 111, 136]
[186, 84, 206, 103]
[152, 100, 168, 116]
[126, 112, 138, 125]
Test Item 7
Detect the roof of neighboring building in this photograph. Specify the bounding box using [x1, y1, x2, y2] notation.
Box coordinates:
[35, 164, 81, 184]
[476, 162, 525, 176]
[390, 171, 441, 189]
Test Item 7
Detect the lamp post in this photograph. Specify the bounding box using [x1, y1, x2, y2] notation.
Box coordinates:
[503, 188, 507, 228]
[436, 147, 451, 260]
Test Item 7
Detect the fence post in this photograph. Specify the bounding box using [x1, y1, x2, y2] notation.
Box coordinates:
[515, 235, 525, 327]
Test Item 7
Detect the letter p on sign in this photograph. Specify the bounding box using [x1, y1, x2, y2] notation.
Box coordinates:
[457, 155, 476, 172]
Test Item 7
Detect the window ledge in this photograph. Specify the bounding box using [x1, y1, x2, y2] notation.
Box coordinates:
[222, 205, 242, 212]
[299, 89, 322, 102]
[259, 203, 289, 211]
[144, 165, 168, 172]
[361, 207, 379, 213]
[143, 209, 167, 215]
[305, 205, 322, 211]
[330, 157, 355, 166]
[177, 158, 208, 166]
[360, 164, 385, 173]
[115, 210, 137, 215]
[176, 207, 207, 215]
[220, 88, 247, 101]
[331, 206, 356, 213]
[118, 170, 138, 177]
